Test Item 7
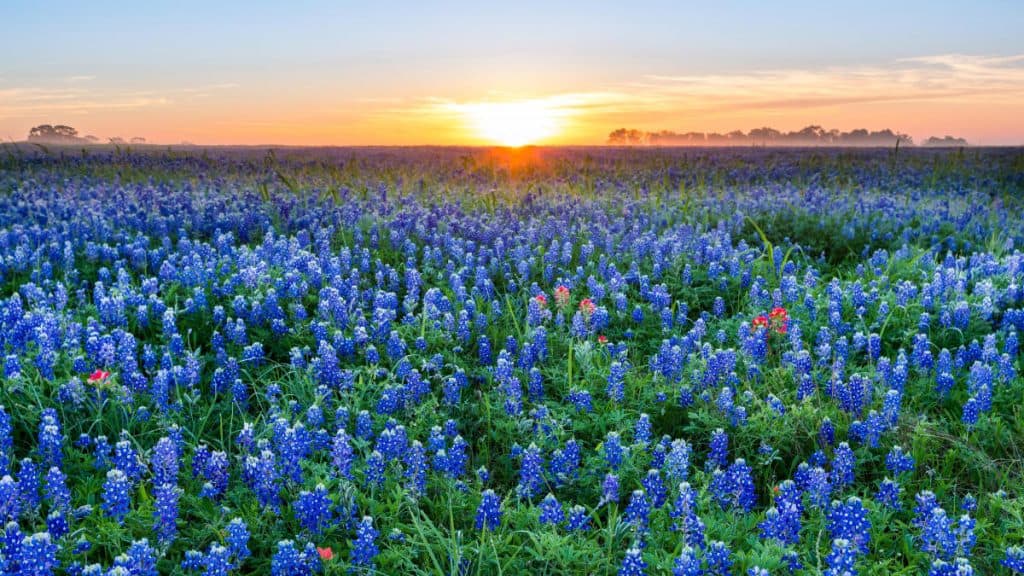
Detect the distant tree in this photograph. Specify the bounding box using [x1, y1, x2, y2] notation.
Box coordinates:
[749, 127, 781, 144]
[28, 124, 56, 140]
[605, 124, 960, 147]
[84, 135, 99, 143]
[924, 136, 968, 147]
[130, 137, 147, 144]
[53, 125, 78, 139]
[607, 128, 647, 145]
[28, 124, 87, 143]
[109, 137, 126, 144]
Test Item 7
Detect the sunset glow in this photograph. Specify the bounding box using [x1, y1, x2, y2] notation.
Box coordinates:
[1, 2, 1022, 145]
[459, 100, 564, 146]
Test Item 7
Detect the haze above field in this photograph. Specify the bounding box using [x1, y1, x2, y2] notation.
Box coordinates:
[2, 0, 1023, 146]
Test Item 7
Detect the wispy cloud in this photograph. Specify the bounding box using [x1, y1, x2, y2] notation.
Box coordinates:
[0, 81, 239, 120]
[0, 86, 169, 119]
[378, 53, 1024, 139]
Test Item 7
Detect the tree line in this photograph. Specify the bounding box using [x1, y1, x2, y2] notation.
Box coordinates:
[27, 124, 146, 145]
[608, 125, 968, 147]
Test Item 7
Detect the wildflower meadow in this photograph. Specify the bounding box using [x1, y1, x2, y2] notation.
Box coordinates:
[0, 145, 1022, 575]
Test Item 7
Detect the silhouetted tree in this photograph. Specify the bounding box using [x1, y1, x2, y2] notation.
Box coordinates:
[607, 124, 947, 147]
[28, 124, 86, 143]
[607, 128, 647, 145]
[924, 136, 968, 147]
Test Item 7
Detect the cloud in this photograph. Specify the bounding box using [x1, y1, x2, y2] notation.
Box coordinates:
[0, 86, 169, 119]
[0, 80, 239, 120]
[380, 53, 1024, 138]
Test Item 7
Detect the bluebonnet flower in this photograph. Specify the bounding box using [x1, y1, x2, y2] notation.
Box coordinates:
[294, 484, 333, 536]
[224, 517, 251, 563]
[45, 510, 68, 539]
[350, 516, 379, 571]
[604, 432, 626, 470]
[634, 414, 652, 446]
[151, 436, 179, 487]
[824, 538, 858, 576]
[242, 449, 281, 511]
[17, 458, 40, 513]
[17, 531, 60, 576]
[711, 459, 756, 512]
[568, 388, 593, 412]
[624, 489, 651, 531]
[885, 446, 915, 476]
[672, 547, 702, 576]
[827, 497, 871, 554]
[37, 409, 63, 469]
[607, 361, 627, 402]
[538, 493, 564, 525]
[332, 429, 354, 480]
[199, 450, 229, 499]
[602, 473, 620, 504]
[619, 547, 647, 576]
[270, 540, 319, 576]
[403, 441, 428, 496]
[705, 541, 733, 576]
[1004, 546, 1024, 573]
[818, 418, 836, 448]
[517, 444, 545, 499]
[364, 450, 386, 489]
[113, 438, 144, 486]
[920, 508, 975, 561]
[642, 469, 667, 508]
[476, 489, 502, 531]
[759, 481, 803, 545]
[665, 439, 692, 485]
[102, 469, 131, 520]
[113, 539, 158, 576]
[200, 544, 233, 576]
[961, 397, 981, 428]
[707, 429, 729, 470]
[876, 478, 902, 510]
[831, 442, 856, 489]
[782, 550, 803, 573]
[566, 505, 591, 532]
[43, 467, 70, 512]
[928, 557, 974, 576]
[669, 481, 705, 548]
[153, 483, 181, 544]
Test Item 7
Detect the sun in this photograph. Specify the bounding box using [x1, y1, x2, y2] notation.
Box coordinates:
[462, 100, 562, 147]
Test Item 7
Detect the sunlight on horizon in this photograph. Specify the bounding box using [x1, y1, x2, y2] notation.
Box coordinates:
[458, 100, 566, 147]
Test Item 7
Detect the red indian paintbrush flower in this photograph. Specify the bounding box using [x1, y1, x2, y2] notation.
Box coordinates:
[753, 307, 788, 335]
[317, 547, 334, 561]
[579, 298, 596, 317]
[534, 294, 547, 308]
[769, 307, 789, 334]
[554, 285, 570, 308]
[87, 369, 111, 383]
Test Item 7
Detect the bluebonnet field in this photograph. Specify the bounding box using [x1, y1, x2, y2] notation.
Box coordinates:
[0, 145, 1022, 575]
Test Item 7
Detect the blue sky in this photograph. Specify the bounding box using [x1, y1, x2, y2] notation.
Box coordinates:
[2, 1, 1022, 144]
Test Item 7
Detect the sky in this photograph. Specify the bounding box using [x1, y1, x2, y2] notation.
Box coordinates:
[2, 0, 1023, 146]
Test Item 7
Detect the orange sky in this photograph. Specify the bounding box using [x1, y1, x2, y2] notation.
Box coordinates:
[7, 54, 1023, 147]
[3, 3, 1023, 146]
